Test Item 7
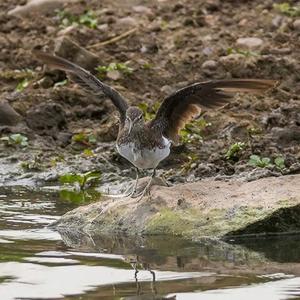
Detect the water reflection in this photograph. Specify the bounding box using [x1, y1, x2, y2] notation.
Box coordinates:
[0, 186, 300, 299]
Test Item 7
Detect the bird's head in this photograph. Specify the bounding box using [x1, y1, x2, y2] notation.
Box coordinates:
[125, 106, 144, 133]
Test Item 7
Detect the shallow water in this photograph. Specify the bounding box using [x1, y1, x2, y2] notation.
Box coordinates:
[1, 187, 300, 300]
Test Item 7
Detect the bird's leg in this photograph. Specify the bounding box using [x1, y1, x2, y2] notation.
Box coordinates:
[131, 167, 139, 195]
[123, 168, 140, 197]
[135, 168, 156, 200]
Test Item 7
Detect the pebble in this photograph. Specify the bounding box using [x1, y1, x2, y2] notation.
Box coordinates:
[293, 19, 300, 32]
[236, 37, 263, 50]
[132, 5, 153, 15]
[201, 60, 218, 70]
[117, 17, 138, 27]
[0, 100, 22, 126]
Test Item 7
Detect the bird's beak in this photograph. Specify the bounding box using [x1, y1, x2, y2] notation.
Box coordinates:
[128, 119, 133, 134]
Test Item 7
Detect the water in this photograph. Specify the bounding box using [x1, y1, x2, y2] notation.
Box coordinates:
[1, 187, 300, 300]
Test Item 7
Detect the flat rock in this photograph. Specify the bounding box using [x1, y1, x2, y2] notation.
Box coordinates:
[293, 19, 300, 32]
[236, 37, 263, 50]
[0, 100, 22, 126]
[52, 174, 300, 241]
[54, 37, 100, 72]
[8, 0, 74, 18]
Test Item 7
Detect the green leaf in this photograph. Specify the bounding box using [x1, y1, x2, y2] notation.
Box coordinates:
[54, 79, 68, 87]
[275, 157, 285, 169]
[225, 142, 246, 160]
[16, 78, 30, 92]
[273, 3, 300, 17]
[1, 133, 28, 147]
[248, 155, 262, 166]
[59, 173, 83, 185]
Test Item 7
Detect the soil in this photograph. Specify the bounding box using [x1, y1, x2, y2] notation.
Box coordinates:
[0, 0, 299, 187]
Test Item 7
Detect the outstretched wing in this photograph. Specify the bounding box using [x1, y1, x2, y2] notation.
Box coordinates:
[150, 79, 277, 143]
[33, 50, 128, 122]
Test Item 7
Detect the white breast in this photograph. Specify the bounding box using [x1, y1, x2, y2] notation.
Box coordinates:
[116, 137, 171, 169]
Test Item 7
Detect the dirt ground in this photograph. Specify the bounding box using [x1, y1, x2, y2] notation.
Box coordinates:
[0, 0, 299, 187]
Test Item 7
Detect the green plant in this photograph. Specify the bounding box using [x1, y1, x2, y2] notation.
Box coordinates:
[248, 155, 272, 168]
[274, 156, 285, 170]
[0, 134, 28, 147]
[248, 155, 286, 170]
[225, 142, 246, 160]
[59, 171, 101, 204]
[54, 79, 68, 88]
[56, 9, 98, 29]
[78, 10, 98, 29]
[60, 171, 101, 191]
[180, 117, 211, 144]
[72, 133, 97, 146]
[181, 153, 199, 173]
[137, 102, 160, 121]
[273, 3, 300, 17]
[96, 62, 133, 79]
[16, 78, 30, 92]
[59, 189, 101, 205]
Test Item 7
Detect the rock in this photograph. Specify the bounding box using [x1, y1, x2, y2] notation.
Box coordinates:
[8, 0, 73, 18]
[293, 19, 300, 32]
[201, 60, 218, 71]
[272, 15, 284, 28]
[270, 126, 300, 143]
[106, 70, 121, 81]
[74, 104, 105, 119]
[25, 102, 67, 135]
[132, 5, 153, 15]
[117, 17, 138, 27]
[236, 37, 263, 50]
[0, 100, 22, 126]
[54, 37, 100, 72]
[160, 85, 174, 95]
[52, 174, 300, 240]
[219, 53, 245, 73]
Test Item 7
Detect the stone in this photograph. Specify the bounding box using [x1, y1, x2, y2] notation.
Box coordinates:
[106, 70, 121, 81]
[236, 37, 263, 50]
[52, 174, 300, 241]
[25, 102, 67, 135]
[54, 37, 100, 72]
[219, 53, 245, 72]
[117, 17, 138, 27]
[0, 100, 22, 126]
[201, 60, 218, 70]
[132, 5, 153, 15]
[293, 19, 300, 32]
[8, 0, 74, 18]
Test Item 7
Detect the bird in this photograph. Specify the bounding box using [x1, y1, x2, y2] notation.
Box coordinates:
[33, 50, 277, 198]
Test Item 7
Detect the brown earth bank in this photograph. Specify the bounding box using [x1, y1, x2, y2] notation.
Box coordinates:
[0, 1, 299, 237]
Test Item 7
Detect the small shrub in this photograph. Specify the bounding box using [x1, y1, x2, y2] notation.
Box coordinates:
[59, 171, 101, 191]
[225, 142, 246, 161]
[273, 3, 300, 17]
[0, 134, 28, 148]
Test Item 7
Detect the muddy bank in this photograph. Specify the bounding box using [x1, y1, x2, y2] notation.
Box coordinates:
[52, 174, 300, 240]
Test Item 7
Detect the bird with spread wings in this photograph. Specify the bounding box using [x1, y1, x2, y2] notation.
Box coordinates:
[33, 50, 277, 198]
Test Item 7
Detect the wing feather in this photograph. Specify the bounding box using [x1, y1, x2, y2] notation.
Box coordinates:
[150, 79, 277, 143]
[33, 50, 128, 122]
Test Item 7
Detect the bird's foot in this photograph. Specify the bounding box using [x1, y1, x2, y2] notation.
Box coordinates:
[131, 176, 153, 201]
